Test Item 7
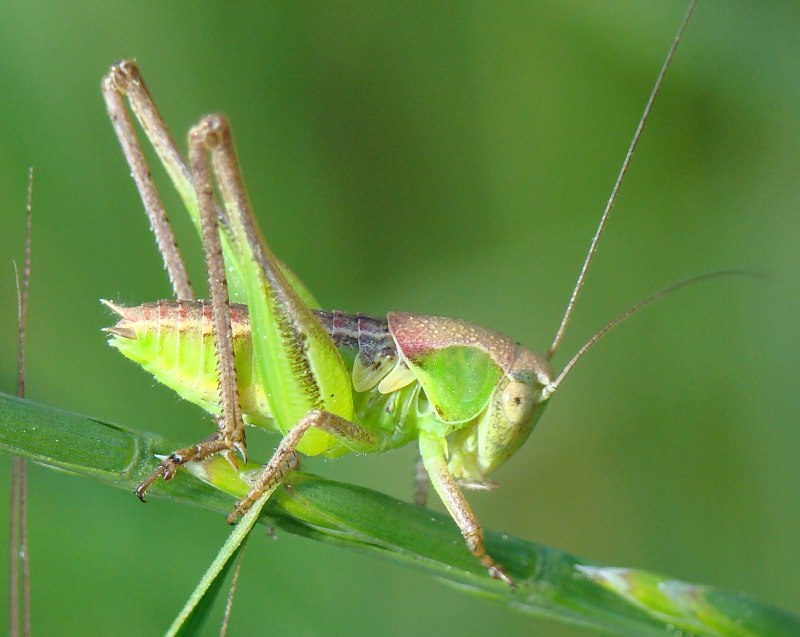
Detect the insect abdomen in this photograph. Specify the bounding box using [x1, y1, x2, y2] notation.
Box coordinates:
[103, 300, 273, 428]
[104, 301, 424, 438]
[312, 310, 397, 385]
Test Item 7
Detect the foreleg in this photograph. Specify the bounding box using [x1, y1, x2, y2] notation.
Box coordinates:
[418, 433, 514, 587]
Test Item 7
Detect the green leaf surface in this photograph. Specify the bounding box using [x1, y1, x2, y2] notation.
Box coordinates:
[0, 392, 797, 637]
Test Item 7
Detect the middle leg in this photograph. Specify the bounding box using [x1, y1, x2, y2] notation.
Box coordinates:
[228, 410, 378, 523]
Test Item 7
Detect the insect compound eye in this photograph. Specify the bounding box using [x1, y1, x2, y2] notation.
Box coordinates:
[500, 381, 535, 426]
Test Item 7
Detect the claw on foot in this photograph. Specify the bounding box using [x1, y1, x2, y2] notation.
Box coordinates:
[133, 435, 240, 502]
[226, 497, 252, 525]
[226, 508, 241, 526]
[488, 564, 516, 589]
[134, 453, 182, 501]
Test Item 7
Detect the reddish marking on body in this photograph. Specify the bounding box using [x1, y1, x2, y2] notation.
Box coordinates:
[387, 311, 516, 372]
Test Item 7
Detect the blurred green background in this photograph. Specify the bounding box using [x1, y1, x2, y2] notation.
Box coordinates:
[0, 2, 798, 635]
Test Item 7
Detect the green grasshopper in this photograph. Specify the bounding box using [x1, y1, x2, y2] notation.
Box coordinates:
[100, 2, 707, 587]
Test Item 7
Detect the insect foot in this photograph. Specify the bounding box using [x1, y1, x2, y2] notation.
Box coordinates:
[464, 524, 516, 588]
[489, 565, 515, 590]
[134, 435, 241, 502]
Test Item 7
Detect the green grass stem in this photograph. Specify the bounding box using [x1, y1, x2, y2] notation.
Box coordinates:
[0, 392, 797, 637]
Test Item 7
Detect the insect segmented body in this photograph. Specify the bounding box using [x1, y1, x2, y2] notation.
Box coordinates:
[100, 1, 699, 587]
[105, 300, 553, 483]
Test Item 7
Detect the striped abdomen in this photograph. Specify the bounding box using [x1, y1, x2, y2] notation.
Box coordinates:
[103, 301, 422, 445]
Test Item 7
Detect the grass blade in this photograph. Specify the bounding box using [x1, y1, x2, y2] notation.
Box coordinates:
[0, 392, 797, 637]
[165, 533, 249, 637]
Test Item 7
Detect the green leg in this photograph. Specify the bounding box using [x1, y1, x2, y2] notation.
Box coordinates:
[106, 65, 358, 506]
[187, 115, 354, 441]
[132, 112, 260, 500]
[418, 433, 514, 587]
[105, 62, 248, 499]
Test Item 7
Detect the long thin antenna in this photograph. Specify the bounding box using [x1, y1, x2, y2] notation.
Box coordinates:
[542, 270, 751, 400]
[547, 0, 698, 360]
[10, 167, 33, 637]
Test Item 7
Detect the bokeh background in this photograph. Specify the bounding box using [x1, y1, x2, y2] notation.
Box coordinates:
[0, 2, 798, 635]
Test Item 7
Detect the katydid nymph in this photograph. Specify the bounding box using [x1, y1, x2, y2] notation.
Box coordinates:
[100, 2, 715, 587]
